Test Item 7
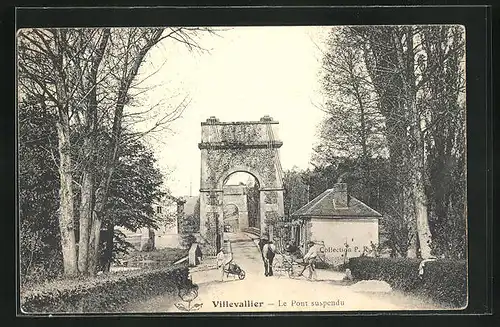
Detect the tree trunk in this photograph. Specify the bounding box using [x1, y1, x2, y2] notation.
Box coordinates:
[413, 171, 433, 258]
[102, 222, 115, 272]
[394, 26, 433, 259]
[87, 29, 166, 274]
[410, 98, 433, 259]
[78, 29, 110, 275]
[53, 29, 78, 276]
[405, 26, 433, 259]
[87, 101, 123, 275]
[359, 27, 417, 258]
[87, 211, 102, 275]
[404, 184, 418, 258]
[56, 118, 78, 276]
[78, 166, 93, 274]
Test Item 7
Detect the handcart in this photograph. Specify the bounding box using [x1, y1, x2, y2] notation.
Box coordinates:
[272, 253, 306, 278]
[223, 260, 246, 280]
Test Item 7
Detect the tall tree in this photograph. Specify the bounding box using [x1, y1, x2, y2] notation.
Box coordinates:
[419, 26, 466, 258]
[17, 27, 215, 276]
[86, 28, 167, 274]
[347, 26, 420, 257]
[355, 25, 465, 259]
[314, 28, 387, 207]
[315, 25, 467, 258]
[18, 100, 62, 282]
[283, 167, 309, 219]
[99, 136, 165, 271]
[18, 100, 166, 282]
[18, 29, 89, 276]
[77, 28, 111, 274]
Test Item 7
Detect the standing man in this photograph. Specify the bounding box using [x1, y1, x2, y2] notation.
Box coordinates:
[216, 248, 225, 269]
[216, 248, 232, 281]
[259, 234, 268, 275]
[262, 240, 276, 277]
[300, 241, 318, 280]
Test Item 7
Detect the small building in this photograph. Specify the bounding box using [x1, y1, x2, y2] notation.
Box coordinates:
[114, 194, 201, 252]
[115, 226, 155, 252]
[291, 183, 382, 266]
[154, 195, 200, 249]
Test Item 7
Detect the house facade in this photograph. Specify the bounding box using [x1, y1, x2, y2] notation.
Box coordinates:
[156, 195, 200, 249]
[291, 183, 382, 267]
[115, 194, 199, 251]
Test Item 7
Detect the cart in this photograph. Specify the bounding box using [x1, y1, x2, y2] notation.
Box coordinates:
[223, 260, 246, 280]
[272, 253, 306, 278]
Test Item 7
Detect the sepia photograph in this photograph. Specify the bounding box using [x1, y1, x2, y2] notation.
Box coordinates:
[17, 23, 468, 314]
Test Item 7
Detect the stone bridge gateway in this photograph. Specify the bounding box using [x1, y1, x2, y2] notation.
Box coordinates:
[198, 116, 285, 254]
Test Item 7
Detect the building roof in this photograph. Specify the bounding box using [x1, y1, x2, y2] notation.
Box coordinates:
[291, 188, 382, 218]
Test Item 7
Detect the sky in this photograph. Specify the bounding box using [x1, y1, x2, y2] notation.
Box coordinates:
[131, 26, 332, 196]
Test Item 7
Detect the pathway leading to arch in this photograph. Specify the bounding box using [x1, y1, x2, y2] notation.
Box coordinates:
[127, 232, 446, 313]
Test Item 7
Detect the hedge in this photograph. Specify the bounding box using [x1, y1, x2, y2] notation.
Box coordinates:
[20, 263, 190, 314]
[348, 257, 467, 308]
[418, 259, 467, 307]
[315, 260, 348, 272]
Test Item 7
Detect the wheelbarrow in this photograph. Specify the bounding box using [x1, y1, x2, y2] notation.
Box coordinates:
[223, 261, 246, 280]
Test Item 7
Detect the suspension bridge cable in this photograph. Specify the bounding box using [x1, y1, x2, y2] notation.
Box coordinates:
[266, 121, 284, 187]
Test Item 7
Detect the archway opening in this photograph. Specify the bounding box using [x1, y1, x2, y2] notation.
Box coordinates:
[223, 204, 239, 232]
[222, 171, 260, 236]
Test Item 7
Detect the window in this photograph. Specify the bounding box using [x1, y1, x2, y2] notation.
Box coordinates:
[157, 206, 162, 214]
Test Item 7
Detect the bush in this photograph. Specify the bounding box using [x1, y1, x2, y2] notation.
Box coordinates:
[349, 257, 422, 291]
[314, 261, 349, 272]
[20, 264, 190, 314]
[314, 261, 330, 269]
[419, 260, 467, 308]
[180, 234, 197, 249]
[348, 257, 467, 307]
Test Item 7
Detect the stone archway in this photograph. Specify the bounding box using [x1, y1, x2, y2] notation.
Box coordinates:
[198, 116, 285, 254]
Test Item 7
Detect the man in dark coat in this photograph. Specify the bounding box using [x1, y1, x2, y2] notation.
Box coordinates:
[259, 235, 269, 275]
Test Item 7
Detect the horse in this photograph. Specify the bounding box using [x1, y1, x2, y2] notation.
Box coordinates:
[261, 240, 276, 277]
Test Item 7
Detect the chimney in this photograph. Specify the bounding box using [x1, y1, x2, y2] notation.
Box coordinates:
[333, 183, 349, 209]
[206, 116, 219, 124]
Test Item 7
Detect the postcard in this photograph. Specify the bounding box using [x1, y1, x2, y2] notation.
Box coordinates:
[17, 23, 468, 314]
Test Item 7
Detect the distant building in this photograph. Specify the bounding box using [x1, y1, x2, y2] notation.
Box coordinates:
[116, 194, 199, 251]
[291, 183, 382, 266]
[115, 226, 154, 252]
[156, 194, 200, 249]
